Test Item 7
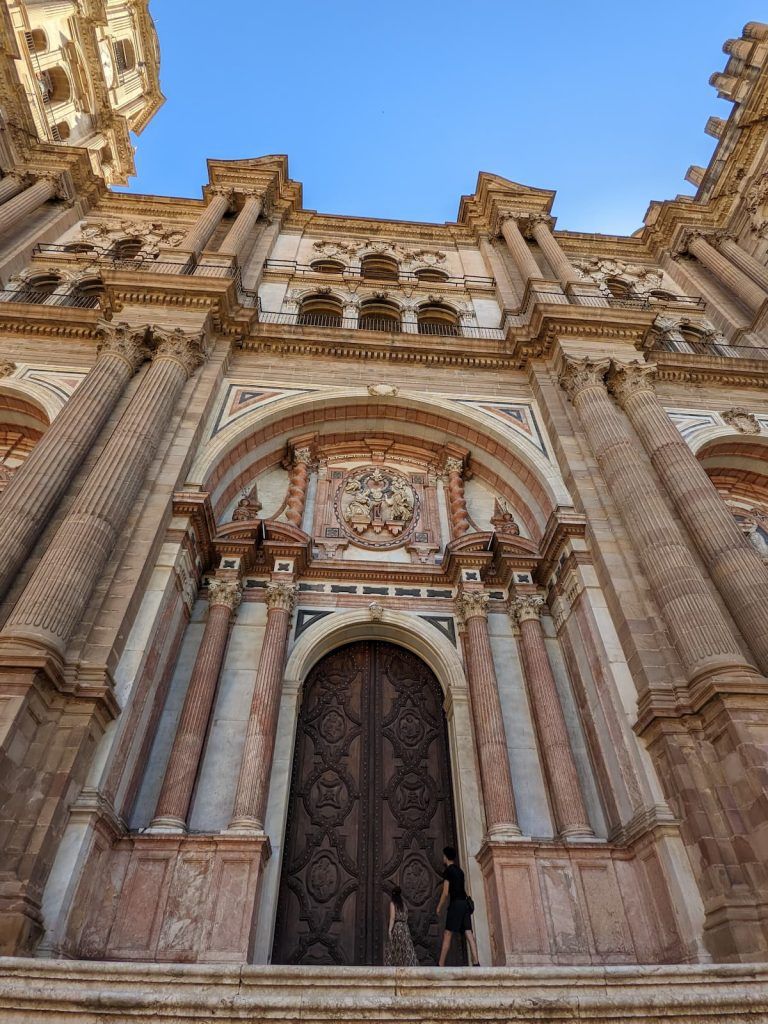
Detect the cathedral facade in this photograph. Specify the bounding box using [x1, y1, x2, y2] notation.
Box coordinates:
[1, 6, 768, 1021]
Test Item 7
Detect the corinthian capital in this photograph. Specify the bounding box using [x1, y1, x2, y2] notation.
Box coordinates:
[558, 356, 610, 402]
[96, 320, 149, 371]
[455, 590, 489, 621]
[207, 577, 242, 612]
[510, 593, 545, 624]
[444, 456, 464, 477]
[266, 580, 298, 613]
[606, 360, 657, 406]
[151, 326, 208, 376]
[292, 445, 314, 467]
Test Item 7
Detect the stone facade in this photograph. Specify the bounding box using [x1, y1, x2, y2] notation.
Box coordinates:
[0, 13, 768, 1023]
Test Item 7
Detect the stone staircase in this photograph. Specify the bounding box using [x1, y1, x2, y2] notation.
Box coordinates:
[0, 959, 767, 1022]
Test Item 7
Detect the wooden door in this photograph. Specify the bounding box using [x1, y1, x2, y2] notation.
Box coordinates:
[272, 641, 459, 965]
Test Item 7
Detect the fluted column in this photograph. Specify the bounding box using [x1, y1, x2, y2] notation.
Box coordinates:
[500, 215, 541, 283]
[457, 590, 521, 837]
[284, 446, 313, 528]
[528, 216, 581, 287]
[229, 580, 297, 831]
[0, 175, 59, 235]
[511, 594, 593, 839]
[0, 323, 148, 601]
[0, 173, 27, 205]
[179, 188, 231, 254]
[687, 232, 766, 313]
[151, 577, 242, 830]
[559, 357, 759, 689]
[444, 456, 470, 539]
[218, 192, 263, 259]
[716, 237, 768, 294]
[607, 360, 768, 676]
[0, 328, 207, 659]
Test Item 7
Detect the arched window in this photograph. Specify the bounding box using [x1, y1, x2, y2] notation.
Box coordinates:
[26, 29, 48, 54]
[414, 267, 448, 283]
[310, 259, 345, 275]
[361, 254, 398, 281]
[358, 300, 401, 332]
[110, 237, 143, 261]
[15, 274, 61, 304]
[297, 294, 344, 327]
[42, 67, 72, 105]
[417, 303, 459, 336]
[0, 392, 49, 493]
[605, 278, 632, 300]
[70, 278, 104, 308]
[113, 39, 136, 73]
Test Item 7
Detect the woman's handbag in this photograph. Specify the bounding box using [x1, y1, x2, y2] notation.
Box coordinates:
[466, 895, 475, 915]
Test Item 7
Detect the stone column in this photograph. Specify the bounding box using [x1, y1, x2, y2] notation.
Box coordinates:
[687, 232, 766, 313]
[0, 173, 27, 205]
[559, 357, 759, 691]
[151, 577, 241, 830]
[0, 327, 207, 659]
[179, 188, 231, 255]
[444, 456, 470, 539]
[607, 360, 768, 676]
[457, 590, 521, 837]
[284, 446, 313, 528]
[528, 216, 581, 287]
[717, 237, 768, 294]
[500, 215, 541, 283]
[0, 175, 59, 235]
[229, 580, 297, 831]
[218, 193, 263, 259]
[0, 323, 148, 602]
[511, 594, 593, 839]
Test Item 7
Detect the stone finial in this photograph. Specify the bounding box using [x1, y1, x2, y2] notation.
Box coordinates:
[722, 408, 761, 435]
[367, 383, 399, 398]
[368, 602, 384, 622]
[455, 590, 489, 621]
[207, 577, 242, 612]
[510, 593, 546, 624]
[0, 360, 16, 378]
[151, 325, 208, 376]
[265, 580, 298, 613]
[558, 356, 610, 402]
[96, 320, 150, 371]
[491, 498, 520, 536]
[606, 360, 657, 406]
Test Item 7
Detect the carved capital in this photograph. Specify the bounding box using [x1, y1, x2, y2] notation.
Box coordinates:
[455, 590, 489, 621]
[444, 456, 464, 477]
[292, 446, 314, 467]
[558, 357, 610, 402]
[96, 320, 149, 371]
[210, 184, 235, 203]
[207, 577, 242, 612]
[510, 593, 545, 624]
[606, 360, 658, 406]
[722, 408, 761, 435]
[266, 580, 298, 613]
[151, 326, 208, 376]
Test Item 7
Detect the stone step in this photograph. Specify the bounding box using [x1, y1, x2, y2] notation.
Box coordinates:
[1, 959, 767, 1022]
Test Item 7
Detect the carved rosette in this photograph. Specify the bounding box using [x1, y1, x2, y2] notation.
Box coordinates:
[606, 360, 658, 407]
[510, 593, 546, 624]
[96, 321, 149, 371]
[455, 590, 489, 621]
[266, 580, 298, 613]
[722, 408, 761, 435]
[558, 357, 611, 402]
[151, 326, 208, 376]
[207, 577, 242, 612]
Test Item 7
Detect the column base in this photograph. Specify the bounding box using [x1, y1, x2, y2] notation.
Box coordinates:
[226, 816, 264, 835]
[146, 817, 187, 834]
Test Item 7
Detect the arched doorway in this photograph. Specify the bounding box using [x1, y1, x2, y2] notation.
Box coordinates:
[272, 640, 461, 966]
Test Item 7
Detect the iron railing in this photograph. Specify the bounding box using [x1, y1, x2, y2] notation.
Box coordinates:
[32, 244, 238, 279]
[262, 259, 495, 289]
[0, 289, 101, 308]
[256, 309, 504, 339]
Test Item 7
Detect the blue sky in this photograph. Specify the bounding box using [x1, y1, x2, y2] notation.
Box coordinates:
[120, 3, 759, 234]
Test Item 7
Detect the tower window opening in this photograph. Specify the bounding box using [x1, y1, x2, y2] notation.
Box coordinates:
[361, 254, 399, 281]
[359, 300, 401, 332]
[417, 303, 459, 336]
[298, 294, 344, 327]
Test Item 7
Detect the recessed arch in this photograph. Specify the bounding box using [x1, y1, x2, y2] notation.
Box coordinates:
[0, 386, 51, 492]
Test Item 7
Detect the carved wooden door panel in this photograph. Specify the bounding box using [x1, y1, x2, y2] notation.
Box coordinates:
[272, 641, 459, 966]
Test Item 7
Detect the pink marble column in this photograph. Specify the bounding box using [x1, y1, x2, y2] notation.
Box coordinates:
[445, 456, 470, 539]
[229, 580, 297, 831]
[218, 192, 263, 259]
[0, 175, 59, 235]
[559, 356, 759, 691]
[687, 232, 766, 313]
[511, 594, 593, 839]
[457, 590, 521, 837]
[284, 446, 313, 528]
[607, 359, 768, 677]
[0, 328, 207, 660]
[0, 323, 148, 601]
[151, 576, 241, 830]
[500, 215, 541, 283]
[179, 188, 231, 254]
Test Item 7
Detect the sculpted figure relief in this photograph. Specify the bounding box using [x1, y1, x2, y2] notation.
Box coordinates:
[337, 465, 417, 547]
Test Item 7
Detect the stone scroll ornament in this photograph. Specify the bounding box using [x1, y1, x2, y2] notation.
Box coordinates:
[334, 465, 419, 549]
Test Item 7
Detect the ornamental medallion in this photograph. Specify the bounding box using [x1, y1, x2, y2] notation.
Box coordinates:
[335, 465, 418, 548]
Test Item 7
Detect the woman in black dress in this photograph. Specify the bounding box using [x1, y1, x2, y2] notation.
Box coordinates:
[436, 845, 480, 966]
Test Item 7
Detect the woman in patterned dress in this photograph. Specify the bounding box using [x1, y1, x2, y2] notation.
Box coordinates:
[384, 886, 419, 966]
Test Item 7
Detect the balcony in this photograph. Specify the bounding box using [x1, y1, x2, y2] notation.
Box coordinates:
[605, 294, 706, 312]
[0, 288, 101, 309]
[262, 259, 495, 291]
[256, 309, 505, 340]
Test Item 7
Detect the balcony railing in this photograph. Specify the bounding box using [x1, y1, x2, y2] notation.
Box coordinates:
[606, 294, 706, 311]
[32, 244, 238, 279]
[0, 289, 101, 309]
[256, 309, 505, 340]
[262, 259, 495, 290]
